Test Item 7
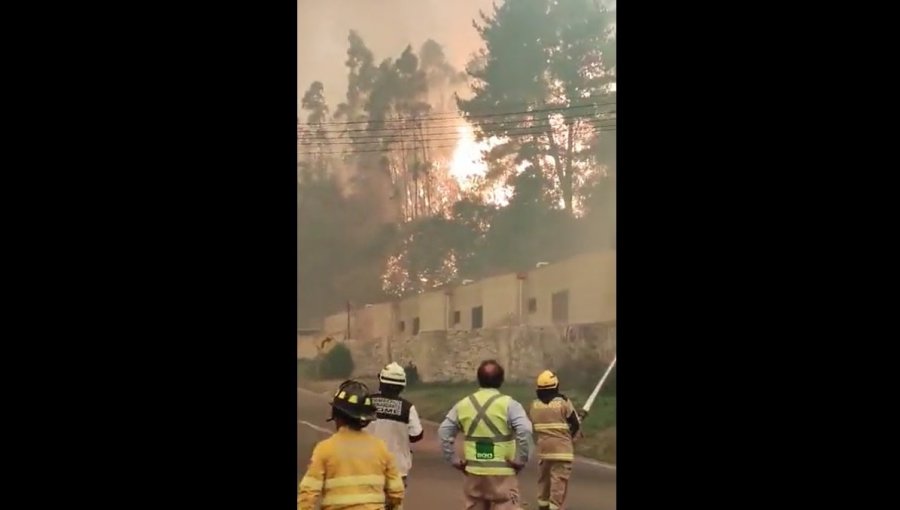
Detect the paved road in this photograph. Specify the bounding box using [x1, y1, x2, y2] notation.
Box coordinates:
[297, 388, 616, 510]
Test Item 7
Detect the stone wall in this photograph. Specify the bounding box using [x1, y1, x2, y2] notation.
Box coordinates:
[342, 336, 388, 379]
[342, 322, 616, 383]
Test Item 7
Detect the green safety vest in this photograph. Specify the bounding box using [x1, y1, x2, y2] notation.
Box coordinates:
[456, 388, 516, 476]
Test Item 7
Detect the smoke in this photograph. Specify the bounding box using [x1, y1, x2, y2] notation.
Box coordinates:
[297, 0, 617, 326]
[297, 0, 496, 112]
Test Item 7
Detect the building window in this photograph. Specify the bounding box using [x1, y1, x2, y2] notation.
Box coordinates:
[551, 290, 569, 324]
[412, 317, 420, 335]
[398, 321, 405, 333]
[453, 310, 461, 325]
[527, 298, 537, 314]
[471, 306, 483, 329]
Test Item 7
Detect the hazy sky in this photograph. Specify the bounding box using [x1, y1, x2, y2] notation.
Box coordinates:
[297, 0, 616, 113]
[298, 0, 496, 114]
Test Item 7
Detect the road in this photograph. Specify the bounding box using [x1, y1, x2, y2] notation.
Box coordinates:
[297, 388, 616, 510]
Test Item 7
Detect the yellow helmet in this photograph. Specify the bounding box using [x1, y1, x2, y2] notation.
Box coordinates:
[536, 370, 559, 389]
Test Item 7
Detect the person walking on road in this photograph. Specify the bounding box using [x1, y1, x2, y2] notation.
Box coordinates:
[298, 380, 405, 510]
[529, 370, 582, 510]
[438, 359, 533, 509]
[368, 362, 424, 488]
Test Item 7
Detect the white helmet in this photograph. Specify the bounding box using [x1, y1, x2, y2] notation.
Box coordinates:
[379, 362, 407, 387]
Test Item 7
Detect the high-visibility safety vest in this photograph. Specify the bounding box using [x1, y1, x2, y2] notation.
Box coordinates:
[530, 395, 576, 461]
[298, 427, 405, 510]
[456, 388, 516, 476]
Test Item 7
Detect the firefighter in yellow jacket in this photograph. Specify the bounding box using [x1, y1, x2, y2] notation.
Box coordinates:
[298, 380, 405, 510]
[529, 370, 582, 510]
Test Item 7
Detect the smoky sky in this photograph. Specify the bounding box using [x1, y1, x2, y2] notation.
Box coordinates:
[298, 0, 496, 113]
[297, 0, 616, 114]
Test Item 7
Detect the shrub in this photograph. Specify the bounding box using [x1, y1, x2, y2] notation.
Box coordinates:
[319, 343, 355, 379]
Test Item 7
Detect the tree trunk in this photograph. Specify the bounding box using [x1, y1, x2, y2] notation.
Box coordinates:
[545, 128, 569, 212]
[562, 122, 575, 213]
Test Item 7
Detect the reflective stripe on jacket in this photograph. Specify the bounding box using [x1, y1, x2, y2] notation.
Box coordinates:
[298, 427, 405, 510]
[529, 396, 577, 461]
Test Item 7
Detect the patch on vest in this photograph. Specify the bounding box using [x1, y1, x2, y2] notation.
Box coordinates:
[474, 440, 495, 460]
[372, 397, 403, 416]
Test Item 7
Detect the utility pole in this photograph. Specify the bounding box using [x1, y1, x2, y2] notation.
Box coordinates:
[345, 301, 351, 340]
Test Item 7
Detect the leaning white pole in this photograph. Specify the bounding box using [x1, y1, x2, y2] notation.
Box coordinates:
[583, 356, 617, 414]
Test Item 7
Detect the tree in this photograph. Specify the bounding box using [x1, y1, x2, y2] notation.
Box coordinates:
[419, 39, 467, 111]
[458, 0, 616, 214]
[334, 30, 377, 123]
[381, 216, 461, 297]
[297, 166, 347, 326]
[319, 343, 355, 379]
[299, 81, 331, 175]
[301, 81, 329, 125]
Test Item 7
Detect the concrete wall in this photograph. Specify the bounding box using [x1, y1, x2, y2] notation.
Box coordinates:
[308, 251, 616, 381]
[317, 250, 615, 338]
[449, 279, 482, 330]
[418, 290, 447, 332]
[297, 334, 319, 360]
[322, 312, 349, 339]
[351, 303, 394, 342]
[481, 273, 520, 328]
[367, 302, 395, 341]
[320, 301, 397, 342]
[524, 251, 616, 326]
[396, 296, 419, 335]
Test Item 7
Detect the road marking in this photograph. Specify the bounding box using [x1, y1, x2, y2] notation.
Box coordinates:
[298, 420, 331, 434]
[298, 387, 616, 470]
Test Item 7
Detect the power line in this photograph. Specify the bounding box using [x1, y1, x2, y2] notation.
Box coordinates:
[299, 121, 616, 147]
[297, 100, 616, 127]
[297, 127, 615, 156]
[300, 111, 616, 139]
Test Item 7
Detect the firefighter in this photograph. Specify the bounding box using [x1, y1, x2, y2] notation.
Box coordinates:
[438, 359, 533, 510]
[298, 380, 405, 510]
[529, 370, 581, 510]
[368, 362, 424, 488]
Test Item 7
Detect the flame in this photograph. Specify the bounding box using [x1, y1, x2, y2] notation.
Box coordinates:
[448, 124, 495, 191]
[448, 124, 518, 206]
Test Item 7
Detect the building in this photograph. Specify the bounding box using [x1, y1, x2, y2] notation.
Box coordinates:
[315, 250, 616, 342]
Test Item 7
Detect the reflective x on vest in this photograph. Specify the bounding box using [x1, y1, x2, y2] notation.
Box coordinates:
[459, 390, 515, 475]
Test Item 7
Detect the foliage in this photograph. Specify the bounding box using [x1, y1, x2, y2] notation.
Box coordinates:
[299, 5, 616, 317]
[318, 343, 355, 379]
[297, 358, 319, 380]
[458, 0, 616, 213]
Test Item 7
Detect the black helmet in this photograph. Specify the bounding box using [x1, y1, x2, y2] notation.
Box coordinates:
[329, 380, 377, 423]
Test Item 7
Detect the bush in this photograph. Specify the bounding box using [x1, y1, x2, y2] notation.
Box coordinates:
[319, 343, 355, 379]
